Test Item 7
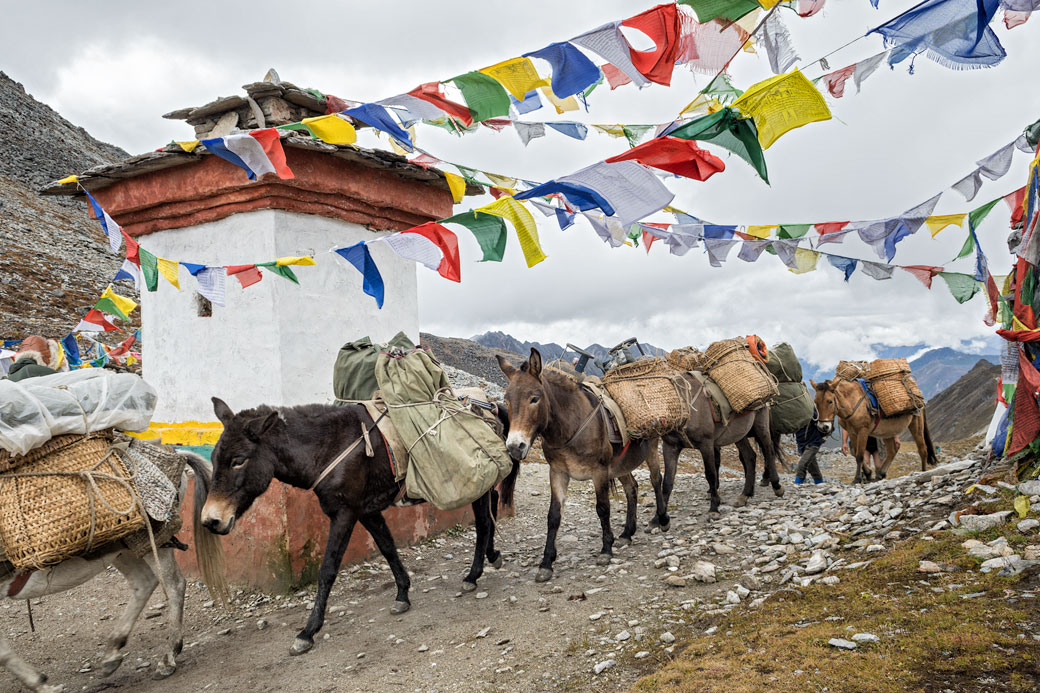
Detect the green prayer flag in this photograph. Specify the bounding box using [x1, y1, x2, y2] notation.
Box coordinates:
[955, 232, 975, 260]
[449, 72, 511, 123]
[257, 262, 299, 284]
[937, 272, 981, 304]
[678, 0, 760, 23]
[668, 108, 769, 183]
[623, 125, 654, 149]
[139, 249, 159, 293]
[93, 297, 129, 322]
[1026, 116, 1040, 151]
[702, 73, 744, 106]
[583, 75, 604, 99]
[455, 164, 483, 185]
[969, 196, 1002, 229]
[442, 211, 507, 262]
[779, 224, 811, 239]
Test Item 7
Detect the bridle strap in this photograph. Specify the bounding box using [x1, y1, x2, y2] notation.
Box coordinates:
[310, 411, 387, 491]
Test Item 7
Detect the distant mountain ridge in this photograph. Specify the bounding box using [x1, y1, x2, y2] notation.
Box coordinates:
[470, 330, 665, 376]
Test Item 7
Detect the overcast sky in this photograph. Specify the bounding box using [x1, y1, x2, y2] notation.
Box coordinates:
[3, 1, 1039, 367]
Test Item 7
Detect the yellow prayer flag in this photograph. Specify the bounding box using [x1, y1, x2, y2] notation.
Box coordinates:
[477, 197, 547, 268]
[176, 140, 200, 153]
[275, 256, 316, 266]
[746, 225, 777, 239]
[485, 172, 517, 189]
[757, 0, 782, 9]
[737, 9, 763, 34]
[788, 248, 819, 274]
[479, 57, 548, 100]
[925, 213, 967, 237]
[490, 186, 517, 197]
[58, 174, 78, 185]
[593, 124, 627, 138]
[101, 285, 138, 316]
[444, 172, 466, 204]
[679, 95, 723, 117]
[302, 114, 357, 146]
[539, 87, 578, 114]
[732, 70, 832, 149]
[1013, 315, 1031, 331]
[157, 258, 180, 290]
[662, 205, 689, 215]
[126, 354, 138, 366]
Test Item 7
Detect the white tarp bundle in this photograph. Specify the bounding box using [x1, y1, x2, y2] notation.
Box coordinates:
[0, 370, 157, 455]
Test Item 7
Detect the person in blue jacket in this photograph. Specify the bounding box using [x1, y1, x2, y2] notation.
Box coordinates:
[794, 407, 826, 485]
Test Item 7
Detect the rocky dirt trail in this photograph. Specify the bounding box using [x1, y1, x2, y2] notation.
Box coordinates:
[2, 447, 1031, 693]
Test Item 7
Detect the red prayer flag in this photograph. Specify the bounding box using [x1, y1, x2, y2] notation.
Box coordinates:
[107, 332, 138, 358]
[481, 119, 513, 132]
[822, 65, 855, 98]
[122, 231, 140, 266]
[901, 265, 942, 289]
[249, 128, 294, 180]
[409, 153, 441, 169]
[1011, 346, 1040, 454]
[641, 230, 659, 253]
[621, 4, 681, 86]
[226, 264, 264, 289]
[82, 309, 120, 332]
[798, 0, 827, 17]
[1014, 257, 1037, 329]
[602, 64, 633, 90]
[408, 82, 474, 126]
[1004, 185, 1027, 228]
[489, 187, 513, 200]
[815, 221, 850, 236]
[605, 136, 725, 181]
[403, 222, 461, 283]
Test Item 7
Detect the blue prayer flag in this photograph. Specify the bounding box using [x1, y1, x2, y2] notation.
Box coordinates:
[334, 242, 385, 308]
[547, 122, 588, 140]
[344, 104, 413, 150]
[524, 42, 602, 98]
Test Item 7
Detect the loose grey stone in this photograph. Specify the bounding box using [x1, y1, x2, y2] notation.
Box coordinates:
[593, 659, 615, 675]
[828, 638, 858, 650]
[660, 632, 676, 644]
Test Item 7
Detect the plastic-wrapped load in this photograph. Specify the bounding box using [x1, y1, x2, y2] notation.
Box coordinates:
[0, 370, 157, 456]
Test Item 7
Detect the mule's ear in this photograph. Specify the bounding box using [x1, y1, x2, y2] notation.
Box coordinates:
[528, 348, 542, 378]
[496, 354, 517, 379]
[810, 379, 818, 390]
[212, 397, 234, 424]
[245, 411, 280, 441]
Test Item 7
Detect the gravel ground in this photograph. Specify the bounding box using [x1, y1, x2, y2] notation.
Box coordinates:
[2, 444, 1003, 693]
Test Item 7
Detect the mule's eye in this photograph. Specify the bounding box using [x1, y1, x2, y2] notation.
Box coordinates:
[232, 457, 249, 469]
[529, 395, 540, 405]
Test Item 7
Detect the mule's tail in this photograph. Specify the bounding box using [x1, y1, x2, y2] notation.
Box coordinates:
[179, 451, 230, 606]
[922, 410, 938, 470]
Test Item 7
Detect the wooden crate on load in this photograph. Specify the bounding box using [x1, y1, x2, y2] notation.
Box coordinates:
[866, 358, 925, 417]
[0, 430, 146, 570]
[602, 358, 692, 438]
[701, 338, 778, 413]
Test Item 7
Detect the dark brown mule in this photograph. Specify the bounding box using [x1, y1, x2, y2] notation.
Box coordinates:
[657, 376, 782, 518]
[201, 397, 519, 655]
[497, 349, 668, 583]
[812, 379, 936, 483]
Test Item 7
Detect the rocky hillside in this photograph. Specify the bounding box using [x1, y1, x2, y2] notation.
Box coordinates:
[420, 332, 524, 387]
[0, 71, 129, 339]
[925, 359, 1000, 442]
[471, 330, 665, 376]
[910, 347, 1000, 399]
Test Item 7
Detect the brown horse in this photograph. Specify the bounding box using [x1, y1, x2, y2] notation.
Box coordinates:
[657, 377, 782, 519]
[497, 349, 668, 583]
[811, 379, 937, 483]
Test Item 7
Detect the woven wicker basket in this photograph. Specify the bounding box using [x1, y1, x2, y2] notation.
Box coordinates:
[0, 431, 146, 570]
[667, 347, 703, 372]
[602, 358, 691, 438]
[867, 358, 924, 416]
[702, 339, 778, 413]
[835, 360, 868, 381]
[0, 433, 97, 474]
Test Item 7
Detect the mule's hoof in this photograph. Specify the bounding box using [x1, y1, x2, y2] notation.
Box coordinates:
[708, 511, 721, 520]
[773, 486, 785, 498]
[759, 477, 770, 487]
[461, 581, 477, 592]
[153, 663, 177, 680]
[535, 568, 553, 583]
[595, 553, 612, 566]
[99, 654, 125, 677]
[491, 555, 504, 569]
[390, 600, 411, 614]
[734, 494, 749, 508]
[615, 536, 632, 547]
[290, 637, 313, 656]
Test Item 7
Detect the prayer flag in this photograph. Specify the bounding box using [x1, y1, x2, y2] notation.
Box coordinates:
[853, 52, 887, 92]
[139, 249, 159, 292]
[84, 191, 123, 253]
[822, 65, 856, 98]
[524, 42, 601, 98]
[75, 309, 119, 333]
[201, 128, 293, 181]
[925, 213, 967, 236]
[196, 267, 227, 307]
[479, 57, 548, 101]
[868, 0, 1006, 71]
[547, 122, 589, 140]
[100, 286, 137, 317]
[861, 260, 895, 280]
[511, 90, 543, 115]
[58, 174, 78, 185]
[227, 264, 263, 289]
[826, 255, 858, 281]
[450, 72, 512, 123]
[377, 94, 450, 122]
[559, 161, 675, 226]
[113, 259, 141, 290]
[732, 70, 831, 149]
[344, 104, 413, 149]
[789, 248, 820, 274]
[157, 258, 180, 289]
[666, 108, 768, 182]
[620, 4, 681, 86]
[514, 181, 615, 215]
[539, 87, 579, 114]
[815, 221, 850, 236]
[477, 197, 546, 267]
[605, 137, 726, 181]
[93, 297, 129, 322]
[601, 64, 633, 90]
[514, 122, 546, 147]
[334, 241, 384, 307]
[779, 224, 811, 239]
[761, 10, 800, 75]
[275, 256, 316, 267]
[402, 223, 461, 282]
[256, 262, 300, 284]
[445, 172, 467, 203]
[678, 0, 760, 22]
[442, 211, 508, 262]
[62, 333, 81, 367]
[408, 83, 473, 126]
[301, 114, 357, 145]
[969, 196, 1003, 229]
[738, 239, 772, 262]
[953, 169, 983, 201]
[571, 22, 649, 88]
[176, 140, 200, 153]
[976, 142, 1016, 181]
[902, 265, 943, 289]
[938, 271, 981, 303]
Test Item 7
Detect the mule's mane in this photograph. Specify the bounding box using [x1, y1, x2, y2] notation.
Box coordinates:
[541, 367, 582, 395]
[234, 402, 355, 422]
